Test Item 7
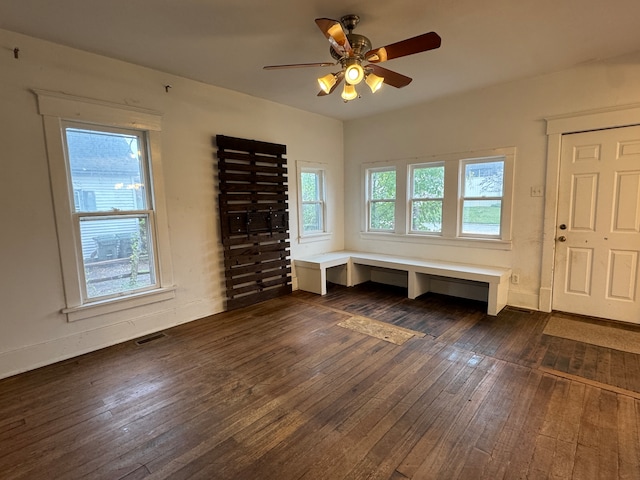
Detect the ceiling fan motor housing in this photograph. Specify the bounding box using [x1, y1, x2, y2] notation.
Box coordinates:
[331, 33, 372, 62]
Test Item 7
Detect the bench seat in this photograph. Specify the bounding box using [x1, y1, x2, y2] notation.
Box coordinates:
[293, 251, 511, 316]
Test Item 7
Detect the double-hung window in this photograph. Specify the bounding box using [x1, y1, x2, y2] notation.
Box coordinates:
[37, 90, 174, 321]
[368, 167, 396, 232]
[409, 163, 444, 233]
[300, 169, 325, 234]
[460, 158, 505, 237]
[362, 148, 513, 245]
[64, 123, 158, 300]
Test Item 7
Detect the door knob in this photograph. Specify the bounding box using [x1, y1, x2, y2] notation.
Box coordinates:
[557, 236, 567, 242]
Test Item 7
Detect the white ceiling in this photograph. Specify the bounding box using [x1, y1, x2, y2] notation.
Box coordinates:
[2, 0, 640, 121]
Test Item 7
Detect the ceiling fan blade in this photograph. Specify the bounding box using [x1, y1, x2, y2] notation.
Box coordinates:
[317, 72, 344, 96]
[367, 64, 412, 88]
[263, 62, 335, 70]
[365, 32, 441, 63]
[315, 18, 352, 56]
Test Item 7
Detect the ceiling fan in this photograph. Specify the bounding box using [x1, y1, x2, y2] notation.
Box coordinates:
[263, 14, 441, 101]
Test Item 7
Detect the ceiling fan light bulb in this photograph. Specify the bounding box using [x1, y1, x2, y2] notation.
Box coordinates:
[318, 73, 337, 93]
[341, 83, 358, 101]
[345, 64, 364, 85]
[366, 73, 384, 93]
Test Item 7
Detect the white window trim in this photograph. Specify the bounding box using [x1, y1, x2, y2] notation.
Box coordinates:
[361, 147, 515, 248]
[296, 161, 331, 243]
[36, 90, 175, 322]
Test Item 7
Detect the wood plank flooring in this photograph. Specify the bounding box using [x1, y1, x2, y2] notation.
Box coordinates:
[2, 282, 640, 479]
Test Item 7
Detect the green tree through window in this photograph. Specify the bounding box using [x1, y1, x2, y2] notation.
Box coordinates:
[410, 164, 444, 233]
[369, 168, 396, 231]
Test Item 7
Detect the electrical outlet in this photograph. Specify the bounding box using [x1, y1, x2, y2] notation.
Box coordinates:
[530, 186, 544, 197]
[511, 273, 520, 285]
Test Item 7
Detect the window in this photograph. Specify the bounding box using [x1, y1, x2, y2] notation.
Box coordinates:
[460, 159, 505, 237]
[361, 147, 514, 247]
[300, 169, 325, 234]
[37, 90, 174, 321]
[64, 124, 158, 300]
[409, 163, 444, 233]
[368, 167, 396, 231]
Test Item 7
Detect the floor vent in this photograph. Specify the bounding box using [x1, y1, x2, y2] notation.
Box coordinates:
[134, 332, 167, 346]
[505, 306, 536, 314]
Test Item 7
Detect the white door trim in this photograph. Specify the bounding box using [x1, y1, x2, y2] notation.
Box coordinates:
[539, 103, 640, 312]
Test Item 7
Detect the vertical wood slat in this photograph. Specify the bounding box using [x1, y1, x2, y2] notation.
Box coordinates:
[215, 135, 291, 310]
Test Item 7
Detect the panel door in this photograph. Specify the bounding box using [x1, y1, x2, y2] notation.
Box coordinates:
[553, 125, 640, 322]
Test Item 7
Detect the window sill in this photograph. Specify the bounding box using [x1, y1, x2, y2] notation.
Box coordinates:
[359, 232, 512, 251]
[62, 286, 177, 322]
[297, 232, 332, 244]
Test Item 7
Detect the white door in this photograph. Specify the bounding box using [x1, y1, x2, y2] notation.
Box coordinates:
[553, 125, 640, 323]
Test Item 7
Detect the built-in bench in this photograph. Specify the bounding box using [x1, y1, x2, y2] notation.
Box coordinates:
[293, 251, 511, 316]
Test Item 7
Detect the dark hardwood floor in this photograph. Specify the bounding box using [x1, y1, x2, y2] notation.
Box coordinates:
[2, 282, 640, 479]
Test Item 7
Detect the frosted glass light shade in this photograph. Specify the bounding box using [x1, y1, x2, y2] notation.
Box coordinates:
[341, 83, 358, 101]
[365, 73, 384, 93]
[318, 73, 337, 93]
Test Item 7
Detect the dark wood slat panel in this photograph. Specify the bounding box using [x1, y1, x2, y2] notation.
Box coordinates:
[219, 172, 288, 184]
[218, 150, 287, 163]
[223, 211, 289, 236]
[228, 276, 291, 298]
[225, 284, 292, 309]
[220, 183, 288, 193]
[225, 265, 292, 285]
[217, 151, 288, 165]
[225, 241, 290, 258]
[225, 250, 288, 269]
[219, 159, 288, 175]
[223, 232, 289, 247]
[220, 193, 288, 203]
[227, 258, 290, 276]
[216, 135, 291, 309]
[216, 134, 286, 157]
[222, 203, 289, 214]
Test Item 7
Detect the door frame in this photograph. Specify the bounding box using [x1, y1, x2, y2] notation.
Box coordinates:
[539, 103, 640, 312]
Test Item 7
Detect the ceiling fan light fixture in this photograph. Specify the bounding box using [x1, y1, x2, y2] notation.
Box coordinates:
[344, 63, 365, 85]
[341, 83, 358, 101]
[365, 73, 384, 93]
[318, 73, 337, 93]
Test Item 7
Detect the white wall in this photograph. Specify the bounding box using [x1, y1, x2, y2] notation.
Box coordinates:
[344, 51, 640, 310]
[0, 29, 344, 379]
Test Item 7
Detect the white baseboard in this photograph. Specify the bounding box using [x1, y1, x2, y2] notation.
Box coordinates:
[507, 290, 540, 311]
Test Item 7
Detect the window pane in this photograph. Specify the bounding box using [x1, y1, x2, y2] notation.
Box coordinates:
[301, 171, 319, 202]
[464, 161, 504, 197]
[411, 200, 442, 232]
[66, 128, 147, 212]
[413, 165, 444, 198]
[302, 203, 322, 232]
[370, 170, 396, 200]
[462, 200, 502, 235]
[370, 201, 395, 230]
[80, 216, 155, 299]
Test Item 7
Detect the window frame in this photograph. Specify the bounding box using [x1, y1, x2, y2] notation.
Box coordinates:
[299, 167, 326, 236]
[361, 147, 515, 249]
[458, 157, 506, 239]
[37, 90, 175, 322]
[296, 161, 331, 243]
[408, 162, 445, 235]
[367, 166, 397, 233]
